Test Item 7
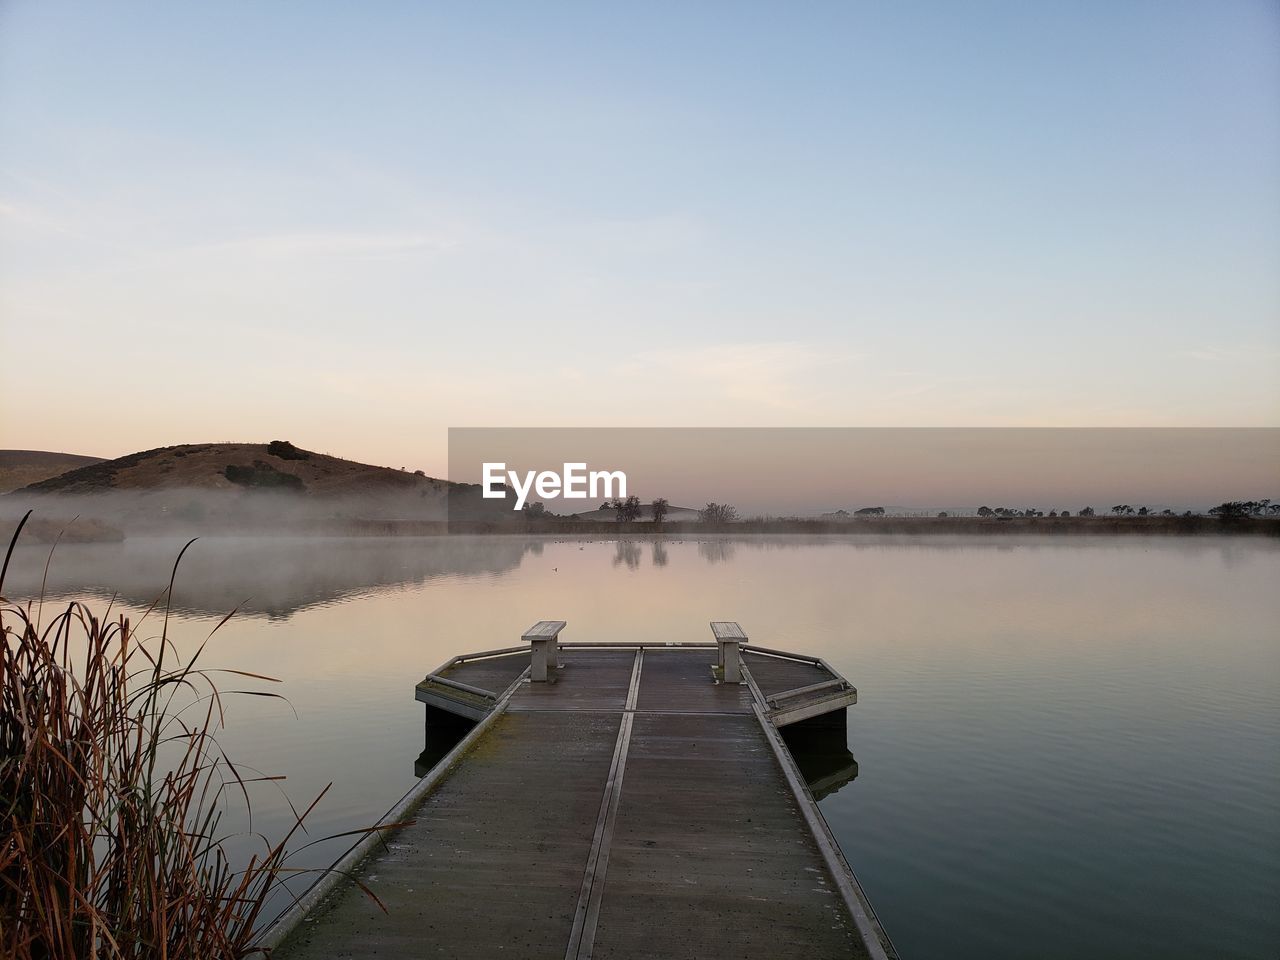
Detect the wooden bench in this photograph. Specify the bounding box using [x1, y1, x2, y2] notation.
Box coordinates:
[709, 621, 747, 683]
[524, 620, 567, 682]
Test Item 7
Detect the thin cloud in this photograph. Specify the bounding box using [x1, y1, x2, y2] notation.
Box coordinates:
[622, 341, 861, 414]
[197, 231, 457, 262]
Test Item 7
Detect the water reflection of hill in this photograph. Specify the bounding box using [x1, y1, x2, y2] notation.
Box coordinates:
[2, 536, 537, 619]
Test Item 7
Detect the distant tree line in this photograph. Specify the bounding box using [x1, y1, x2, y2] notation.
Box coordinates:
[1207, 499, 1278, 518]
[517, 496, 1277, 523]
[522, 496, 739, 523]
[968, 501, 1277, 519]
[974, 504, 1190, 518]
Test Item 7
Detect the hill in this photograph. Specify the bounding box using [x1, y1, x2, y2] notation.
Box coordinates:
[2, 440, 517, 534]
[17, 440, 448, 496]
[0, 450, 105, 494]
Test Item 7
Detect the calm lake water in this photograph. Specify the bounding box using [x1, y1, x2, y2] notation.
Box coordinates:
[6, 534, 1279, 959]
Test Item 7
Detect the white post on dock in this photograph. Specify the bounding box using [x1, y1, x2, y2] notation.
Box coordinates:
[524, 620, 567, 682]
[710, 621, 747, 684]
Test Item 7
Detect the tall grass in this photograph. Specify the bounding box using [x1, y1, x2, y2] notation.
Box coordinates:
[0, 512, 394, 958]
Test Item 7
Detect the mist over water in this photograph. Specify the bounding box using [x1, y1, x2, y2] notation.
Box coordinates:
[4, 534, 1277, 959]
[2, 534, 535, 618]
[0, 487, 454, 538]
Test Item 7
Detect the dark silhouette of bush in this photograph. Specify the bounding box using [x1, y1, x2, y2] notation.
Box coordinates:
[267, 440, 310, 461]
[699, 502, 738, 523]
[611, 495, 643, 522]
[224, 461, 305, 491]
[1209, 501, 1250, 519]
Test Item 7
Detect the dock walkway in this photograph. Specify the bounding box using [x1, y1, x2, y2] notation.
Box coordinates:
[272, 633, 893, 960]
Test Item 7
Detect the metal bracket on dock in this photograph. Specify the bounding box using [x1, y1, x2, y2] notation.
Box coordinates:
[765, 677, 847, 707]
[426, 674, 499, 700]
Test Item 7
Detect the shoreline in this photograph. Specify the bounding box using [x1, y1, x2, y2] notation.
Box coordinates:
[11, 514, 1277, 543]
[448, 515, 1280, 537]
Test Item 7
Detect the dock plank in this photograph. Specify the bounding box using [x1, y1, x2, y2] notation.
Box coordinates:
[590, 712, 870, 960]
[278, 711, 619, 960]
[510, 649, 636, 711]
[635, 649, 753, 714]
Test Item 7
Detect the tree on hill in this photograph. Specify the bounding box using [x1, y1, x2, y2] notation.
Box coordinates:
[223, 462, 304, 491]
[651, 498, 669, 523]
[699, 502, 738, 524]
[267, 440, 310, 461]
[612, 495, 642, 522]
[1208, 501, 1249, 519]
[1079, 506, 1095, 517]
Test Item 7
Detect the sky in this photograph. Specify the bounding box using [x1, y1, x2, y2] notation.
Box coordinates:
[1, 0, 1278, 476]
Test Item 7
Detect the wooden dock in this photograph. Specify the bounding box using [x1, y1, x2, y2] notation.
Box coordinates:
[267, 623, 895, 960]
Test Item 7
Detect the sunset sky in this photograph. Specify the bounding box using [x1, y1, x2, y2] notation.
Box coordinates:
[2, 1, 1278, 477]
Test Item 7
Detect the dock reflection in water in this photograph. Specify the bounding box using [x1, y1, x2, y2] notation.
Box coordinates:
[413, 707, 478, 777]
[782, 715, 861, 800]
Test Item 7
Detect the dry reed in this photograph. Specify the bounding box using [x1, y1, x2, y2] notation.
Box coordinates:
[0, 511, 398, 958]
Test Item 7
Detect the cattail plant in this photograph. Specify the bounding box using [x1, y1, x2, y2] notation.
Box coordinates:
[0, 512, 396, 959]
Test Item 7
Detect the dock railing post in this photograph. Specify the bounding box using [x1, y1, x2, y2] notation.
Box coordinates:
[722, 639, 742, 683]
[710, 621, 746, 684]
[523, 620, 567, 682]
